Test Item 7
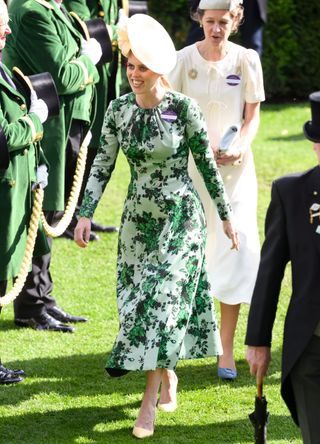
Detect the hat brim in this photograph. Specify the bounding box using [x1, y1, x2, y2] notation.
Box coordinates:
[303, 121, 320, 143]
[127, 14, 177, 75]
[86, 18, 113, 65]
[129, 1, 148, 17]
[13, 67, 60, 118]
[70, 12, 113, 66]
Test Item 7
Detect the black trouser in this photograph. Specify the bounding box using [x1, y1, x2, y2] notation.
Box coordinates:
[14, 120, 85, 319]
[291, 335, 320, 444]
[54, 120, 88, 225]
[0, 280, 7, 310]
[14, 213, 56, 318]
[0, 281, 7, 363]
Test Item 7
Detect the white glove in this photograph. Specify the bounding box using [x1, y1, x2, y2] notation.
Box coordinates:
[83, 130, 92, 146]
[29, 90, 49, 124]
[117, 8, 128, 27]
[80, 38, 102, 65]
[36, 164, 48, 189]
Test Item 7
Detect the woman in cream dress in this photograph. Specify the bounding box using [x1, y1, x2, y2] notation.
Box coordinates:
[169, 0, 265, 379]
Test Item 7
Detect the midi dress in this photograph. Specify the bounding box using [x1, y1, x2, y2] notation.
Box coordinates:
[169, 42, 265, 304]
[79, 90, 232, 373]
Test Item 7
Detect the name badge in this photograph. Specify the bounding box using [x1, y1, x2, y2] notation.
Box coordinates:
[160, 109, 177, 123]
[226, 74, 241, 86]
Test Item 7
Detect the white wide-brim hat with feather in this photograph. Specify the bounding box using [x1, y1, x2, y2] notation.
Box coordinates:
[117, 14, 177, 75]
[198, 0, 243, 10]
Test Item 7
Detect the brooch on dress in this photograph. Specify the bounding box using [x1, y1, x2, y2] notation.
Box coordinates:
[309, 202, 320, 225]
[188, 68, 198, 80]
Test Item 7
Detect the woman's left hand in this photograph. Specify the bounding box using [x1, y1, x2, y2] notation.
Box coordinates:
[74, 217, 91, 248]
[222, 220, 240, 251]
[216, 149, 242, 167]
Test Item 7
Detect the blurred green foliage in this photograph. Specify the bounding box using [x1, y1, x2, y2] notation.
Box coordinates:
[147, 0, 320, 100]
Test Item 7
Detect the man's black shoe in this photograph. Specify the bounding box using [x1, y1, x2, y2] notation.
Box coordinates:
[0, 365, 23, 385]
[47, 306, 88, 323]
[89, 231, 100, 241]
[15, 313, 74, 333]
[91, 220, 119, 233]
[61, 227, 100, 241]
[0, 363, 25, 377]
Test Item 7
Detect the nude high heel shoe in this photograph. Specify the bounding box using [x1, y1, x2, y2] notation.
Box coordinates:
[132, 425, 154, 439]
[158, 371, 178, 412]
[157, 401, 177, 412]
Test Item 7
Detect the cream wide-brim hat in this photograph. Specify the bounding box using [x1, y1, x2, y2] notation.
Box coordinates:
[198, 0, 243, 10]
[117, 14, 177, 75]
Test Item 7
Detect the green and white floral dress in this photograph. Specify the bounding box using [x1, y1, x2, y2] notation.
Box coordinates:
[80, 91, 231, 373]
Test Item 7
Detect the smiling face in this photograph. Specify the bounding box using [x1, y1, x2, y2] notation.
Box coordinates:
[126, 52, 162, 97]
[200, 9, 234, 48]
[0, 2, 11, 51]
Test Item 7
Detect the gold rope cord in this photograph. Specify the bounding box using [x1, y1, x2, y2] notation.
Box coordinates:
[0, 187, 44, 307]
[41, 133, 89, 238]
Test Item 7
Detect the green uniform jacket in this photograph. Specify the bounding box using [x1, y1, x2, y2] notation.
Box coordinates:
[63, 0, 121, 149]
[0, 65, 48, 281]
[3, 0, 100, 211]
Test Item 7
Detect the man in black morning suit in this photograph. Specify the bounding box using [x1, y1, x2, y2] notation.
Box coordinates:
[245, 91, 320, 444]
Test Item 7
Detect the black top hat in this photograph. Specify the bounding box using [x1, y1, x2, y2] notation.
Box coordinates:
[12, 67, 60, 119]
[129, 1, 149, 17]
[303, 91, 320, 143]
[70, 12, 113, 66]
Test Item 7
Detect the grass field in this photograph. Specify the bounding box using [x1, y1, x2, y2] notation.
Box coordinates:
[0, 102, 314, 443]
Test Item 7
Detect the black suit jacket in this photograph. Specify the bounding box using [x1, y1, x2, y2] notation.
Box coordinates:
[257, 0, 267, 22]
[245, 166, 320, 424]
[243, 0, 267, 23]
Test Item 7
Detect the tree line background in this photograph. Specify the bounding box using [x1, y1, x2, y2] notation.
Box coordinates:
[147, 0, 320, 101]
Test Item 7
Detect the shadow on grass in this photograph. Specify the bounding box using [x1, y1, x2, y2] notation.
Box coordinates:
[0, 407, 300, 444]
[0, 347, 283, 409]
[268, 133, 305, 142]
[0, 348, 296, 443]
[0, 319, 16, 331]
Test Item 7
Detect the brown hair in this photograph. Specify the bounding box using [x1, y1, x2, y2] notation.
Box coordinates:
[160, 76, 172, 90]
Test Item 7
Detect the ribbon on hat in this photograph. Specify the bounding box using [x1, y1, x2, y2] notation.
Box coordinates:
[198, 0, 243, 10]
[230, 0, 243, 8]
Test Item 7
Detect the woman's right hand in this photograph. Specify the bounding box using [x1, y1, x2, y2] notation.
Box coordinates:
[222, 219, 240, 251]
[74, 217, 91, 248]
[211, 145, 219, 160]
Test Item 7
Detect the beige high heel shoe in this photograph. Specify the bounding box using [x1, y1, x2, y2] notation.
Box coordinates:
[132, 425, 154, 439]
[158, 371, 178, 412]
[157, 401, 177, 412]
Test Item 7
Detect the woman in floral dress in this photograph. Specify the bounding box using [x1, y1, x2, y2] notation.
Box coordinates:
[75, 14, 239, 439]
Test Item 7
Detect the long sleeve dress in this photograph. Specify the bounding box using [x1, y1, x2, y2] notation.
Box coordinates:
[79, 90, 232, 373]
[169, 42, 265, 304]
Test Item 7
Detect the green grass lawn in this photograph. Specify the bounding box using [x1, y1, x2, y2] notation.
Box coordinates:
[0, 102, 314, 443]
